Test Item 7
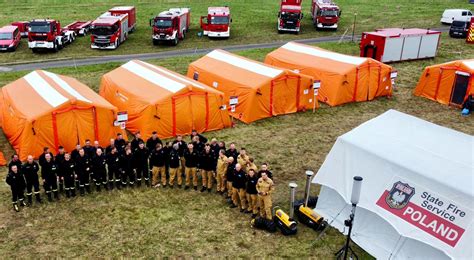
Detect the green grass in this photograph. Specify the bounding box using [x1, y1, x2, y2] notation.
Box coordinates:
[0, 0, 470, 64]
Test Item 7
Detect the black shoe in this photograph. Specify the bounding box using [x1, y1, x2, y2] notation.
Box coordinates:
[20, 199, 27, 207]
[184, 186, 189, 190]
[35, 194, 42, 203]
[80, 188, 85, 196]
[86, 186, 91, 194]
[54, 191, 60, 200]
[27, 195, 33, 205]
[244, 210, 252, 214]
[229, 204, 237, 208]
[200, 187, 206, 192]
[252, 213, 258, 218]
[96, 185, 101, 192]
[47, 193, 53, 202]
[226, 198, 233, 204]
[162, 185, 167, 189]
[66, 190, 70, 198]
[207, 188, 212, 193]
[71, 189, 76, 197]
[240, 208, 245, 213]
[194, 186, 198, 191]
[13, 203, 19, 212]
[169, 185, 174, 189]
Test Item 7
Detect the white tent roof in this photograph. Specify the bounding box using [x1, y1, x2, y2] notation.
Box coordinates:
[313, 110, 473, 259]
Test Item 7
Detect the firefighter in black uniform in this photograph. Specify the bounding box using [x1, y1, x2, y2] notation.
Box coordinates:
[106, 146, 121, 190]
[192, 136, 205, 154]
[168, 143, 180, 188]
[131, 132, 144, 152]
[184, 143, 199, 190]
[115, 133, 127, 155]
[199, 144, 216, 192]
[83, 140, 95, 159]
[146, 131, 162, 151]
[42, 153, 59, 201]
[55, 146, 66, 192]
[190, 129, 208, 143]
[8, 154, 22, 171]
[150, 143, 167, 188]
[172, 135, 187, 187]
[22, 155, 42, 204]
[6, 165, 27, 212]
[39, 147, 54, 168]
[133, 141, 149, 186]
[92, 141, 103, 155]
[75, 149, 92, 195]
[71, 144, 82, 160]
[92, 148, 107, 192]
[60, 153, 76, 198]
[226, 143, 239, 161]
[121, 147, 135, 187]
[105, 138, 115, 155]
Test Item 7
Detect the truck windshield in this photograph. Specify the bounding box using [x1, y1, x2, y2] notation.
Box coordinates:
[321, 10, 339, 17]
[210, 16, 229, 25]
[29, 23, 51, 33]
[452, 21, 467, 27]
[91, 25, 118, 36]
[155, 19, 172, 28]
[0, 33, 12, 40]
[281, 12, 300, 20]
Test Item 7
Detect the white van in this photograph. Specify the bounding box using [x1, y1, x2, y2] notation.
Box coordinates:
[441, 9, 472, 24]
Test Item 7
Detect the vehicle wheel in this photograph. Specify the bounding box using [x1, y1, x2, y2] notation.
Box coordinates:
[153, 39, 159, 46]
[115, 39, 119, 49]
[32, 48, 38, 53]
[53, 41, 59, 52]
[182, 30, 186, 39]
[172, 37, 178, 46]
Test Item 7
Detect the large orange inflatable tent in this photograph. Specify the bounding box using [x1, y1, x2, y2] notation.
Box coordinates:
[1, 70, 125, 161]
[187, 49, 316, 124]
[414, 59, 474, 107]
[99, 60, 231, 139]
[264, 42, 395, 107]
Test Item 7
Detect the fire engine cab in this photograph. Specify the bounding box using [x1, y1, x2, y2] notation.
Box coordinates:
[200, 6, 231, 38]
[278, 0, 303, 34]
[311, 0, 341, 30]
[150, 8, 190, 46]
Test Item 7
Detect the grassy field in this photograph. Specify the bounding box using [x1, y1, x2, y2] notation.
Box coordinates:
[0, 0, 471, 64]
[0, 32, 473, 257]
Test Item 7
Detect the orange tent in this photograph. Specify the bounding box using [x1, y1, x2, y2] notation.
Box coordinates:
[187, 49, 316, 124]
[99, 60, 231, 139]
[1, 70, 125, 161]
[264, 42, 395, 107]
[414, 59, 474, 107]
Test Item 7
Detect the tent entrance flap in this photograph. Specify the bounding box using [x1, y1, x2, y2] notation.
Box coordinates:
[52, 106, 98, 152]
[270, 76, 299, 116]
[450, 72, 470, 106]
[171, 92, 209, 136]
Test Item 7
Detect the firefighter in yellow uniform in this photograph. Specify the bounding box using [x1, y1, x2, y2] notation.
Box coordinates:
[247, 157, 258, 172]
[237, 148, 250, 172]
[256, 172, 275, 220]
[216, 149, 228, 194]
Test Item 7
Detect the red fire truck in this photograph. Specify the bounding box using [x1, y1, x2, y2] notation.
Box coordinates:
[150, 8, 190, 46]
[311, 0, 341, 30]
[11, 21, 29, 37]
[200, 6, 231, 38]
[90, 6, 136, 50]
[278, 0, 303, 34]
[27, 19, 76, 52]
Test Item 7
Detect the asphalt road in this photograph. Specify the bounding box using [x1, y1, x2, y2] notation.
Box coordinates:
[0, 27, 449, 73]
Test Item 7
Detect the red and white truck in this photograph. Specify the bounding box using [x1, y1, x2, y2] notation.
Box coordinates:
[150, 8, 190, 46]
[11, 21, 29, 37]
[63, 21, 92, 36]
[90, 6, 136, 50]
[200, 6, 231, 38]
[278, 0, 303, 34]
[311, 0, 341, 30]
[27, 19, 76, 52]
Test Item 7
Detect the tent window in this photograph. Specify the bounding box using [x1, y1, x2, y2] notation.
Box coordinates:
[193, 72, 199, 80]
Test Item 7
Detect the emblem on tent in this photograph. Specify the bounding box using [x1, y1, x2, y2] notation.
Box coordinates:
[385, 181, 415, 210]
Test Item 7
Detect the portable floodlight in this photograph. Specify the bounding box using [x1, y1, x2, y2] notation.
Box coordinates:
[336, 176, 363, 260]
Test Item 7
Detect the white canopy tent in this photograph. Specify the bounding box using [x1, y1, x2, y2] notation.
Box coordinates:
[313, 110, 473, 259]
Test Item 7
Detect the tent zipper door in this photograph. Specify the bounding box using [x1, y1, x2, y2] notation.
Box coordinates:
[449, 71, 470, 107]
[52, 110, 80, 153]
[270, 75, 300, 116]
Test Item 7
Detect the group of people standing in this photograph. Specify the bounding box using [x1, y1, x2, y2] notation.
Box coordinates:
[5, 130, 275, 220]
